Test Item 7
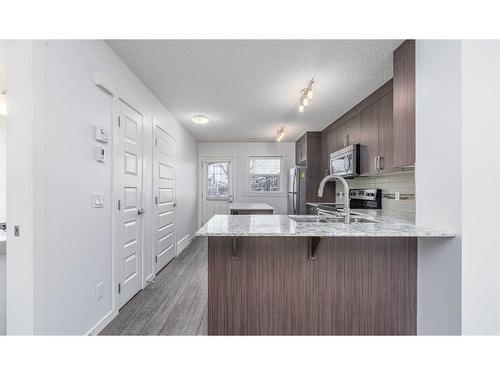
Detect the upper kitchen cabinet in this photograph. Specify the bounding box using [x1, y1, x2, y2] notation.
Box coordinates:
[360, 102, 379, 175]
[393, 39, 416, 168]
[377, 92, 394, 172]
[359, 91, 394, 175]
[334, 113, 361, 151]
[295, 132, 324, 202]
[295, 131, 321, 166]
[295, 134, 307, 165]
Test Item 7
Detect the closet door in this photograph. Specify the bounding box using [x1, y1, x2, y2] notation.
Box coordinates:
[153, 123, 176, 274]
[116, 100, 144, 308]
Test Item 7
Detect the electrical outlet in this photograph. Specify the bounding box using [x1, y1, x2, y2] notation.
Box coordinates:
[96, 282, 104, 301]
[395, 192, 401, 201]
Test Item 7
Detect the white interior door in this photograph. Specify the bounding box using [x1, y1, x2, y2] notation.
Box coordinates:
[202, 158, 233, 225]
[153, 123, 176, 274]
[115, 100, 143, 309]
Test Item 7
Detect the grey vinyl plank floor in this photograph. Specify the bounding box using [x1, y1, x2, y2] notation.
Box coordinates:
[100, 236, 208, 336]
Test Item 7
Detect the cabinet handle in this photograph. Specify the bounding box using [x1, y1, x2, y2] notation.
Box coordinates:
[344, 134, 350, 147]
[378, 156, 383, 170]
[374, 156, 379, 171]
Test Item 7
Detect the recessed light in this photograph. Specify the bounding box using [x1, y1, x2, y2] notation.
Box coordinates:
[192, 114, 210, 125]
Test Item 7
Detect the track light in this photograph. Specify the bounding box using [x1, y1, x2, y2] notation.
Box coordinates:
[297, 78, 314, 113]
[276, 127, 285, 142]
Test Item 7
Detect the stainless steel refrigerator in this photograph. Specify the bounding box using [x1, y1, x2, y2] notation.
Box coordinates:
[287, 166, 307, 215]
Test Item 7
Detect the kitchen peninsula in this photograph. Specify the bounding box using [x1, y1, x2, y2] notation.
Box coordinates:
[196, 212, 454, 335]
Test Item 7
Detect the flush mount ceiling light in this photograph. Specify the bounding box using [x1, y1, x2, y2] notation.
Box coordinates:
[298, 78, 314, 113]
[276, 127, 285, 142]
[191, 114, 210, 125]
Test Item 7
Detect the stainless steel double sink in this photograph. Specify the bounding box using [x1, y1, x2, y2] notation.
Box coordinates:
[288, 214, 377, 224]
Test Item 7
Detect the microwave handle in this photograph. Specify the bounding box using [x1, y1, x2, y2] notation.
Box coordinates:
[344, 155, 351, 171]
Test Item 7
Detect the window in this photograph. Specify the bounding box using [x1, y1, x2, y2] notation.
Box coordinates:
[206, 161, 230, 200]
[248, 156, 284, 194]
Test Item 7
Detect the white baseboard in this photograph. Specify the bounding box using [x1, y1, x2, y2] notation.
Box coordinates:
[177, 234, 193, 255]
[86, 309, 117, 336]
[146, 273, 156, 283]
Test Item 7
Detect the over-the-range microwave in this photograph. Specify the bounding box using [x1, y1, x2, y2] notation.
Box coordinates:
[329, 144, 360, 177]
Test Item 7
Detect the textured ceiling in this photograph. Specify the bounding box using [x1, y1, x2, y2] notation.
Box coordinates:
[107, 40, 402, 142]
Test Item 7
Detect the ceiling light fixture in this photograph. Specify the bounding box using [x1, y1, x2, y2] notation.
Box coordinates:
[298, 78, 314, 113]
[276, 127, 285, 142]
[192, 114, 210, 125]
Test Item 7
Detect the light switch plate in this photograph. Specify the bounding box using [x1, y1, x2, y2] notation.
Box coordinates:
[93, 193, 104, 208]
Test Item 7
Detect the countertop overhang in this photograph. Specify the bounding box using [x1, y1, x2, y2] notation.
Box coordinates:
[196, 211, 455, 238]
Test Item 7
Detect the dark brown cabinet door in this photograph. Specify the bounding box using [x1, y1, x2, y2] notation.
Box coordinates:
[344, 113, 361, 146]
[378, 92, 394, 173]
[334, 123, 347, 151]
[296, 137, 307, 164]
[334, 114, 361, 151]
[360, 103, 379, 175]
[393, 40, 415, 168]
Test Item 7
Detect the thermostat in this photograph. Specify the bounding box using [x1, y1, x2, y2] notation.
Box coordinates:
[95, 126, 110, 143]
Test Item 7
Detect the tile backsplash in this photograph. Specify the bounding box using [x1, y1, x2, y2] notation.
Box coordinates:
[335, 171, 415, 216]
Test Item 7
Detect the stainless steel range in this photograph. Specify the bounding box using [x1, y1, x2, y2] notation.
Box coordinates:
[349, 188, 382, 209]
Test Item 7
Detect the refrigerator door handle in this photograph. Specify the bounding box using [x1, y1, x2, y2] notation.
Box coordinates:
[293, 172, 298, 213]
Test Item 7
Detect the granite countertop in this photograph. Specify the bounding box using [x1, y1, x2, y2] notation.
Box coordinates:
[228, 203, 274, 211]
[195, 209, 454, 238]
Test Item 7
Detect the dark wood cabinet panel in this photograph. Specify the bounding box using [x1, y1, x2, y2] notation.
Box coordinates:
[319, 130, 336, 202]
[333, 114, 361, 151]
[295, 135, 307, 165]
[393, 40, 416, 168]
[294, 132, 326, 203]
[305, 132, 322, 203]
[208, 236, 417, 335]
[344, 113, 361, 147]
[360, 103, 379, 175]
[378, 92, 394, 173]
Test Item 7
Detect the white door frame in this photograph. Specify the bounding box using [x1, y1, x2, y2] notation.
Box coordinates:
[112, 97, 146, 314]
[198, 155, 235, 227]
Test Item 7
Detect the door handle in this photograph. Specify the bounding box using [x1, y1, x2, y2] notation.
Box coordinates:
[137, 208, 145, 215]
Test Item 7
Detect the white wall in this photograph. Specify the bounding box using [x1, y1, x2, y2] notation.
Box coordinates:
[461, 40, 500, 334]
[416, 40, 462, 334]
[6, 40, 198, 335]
[416, 40, 500, 335]
[198, 142, 295, 222]
[0, 115, 5, 335]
